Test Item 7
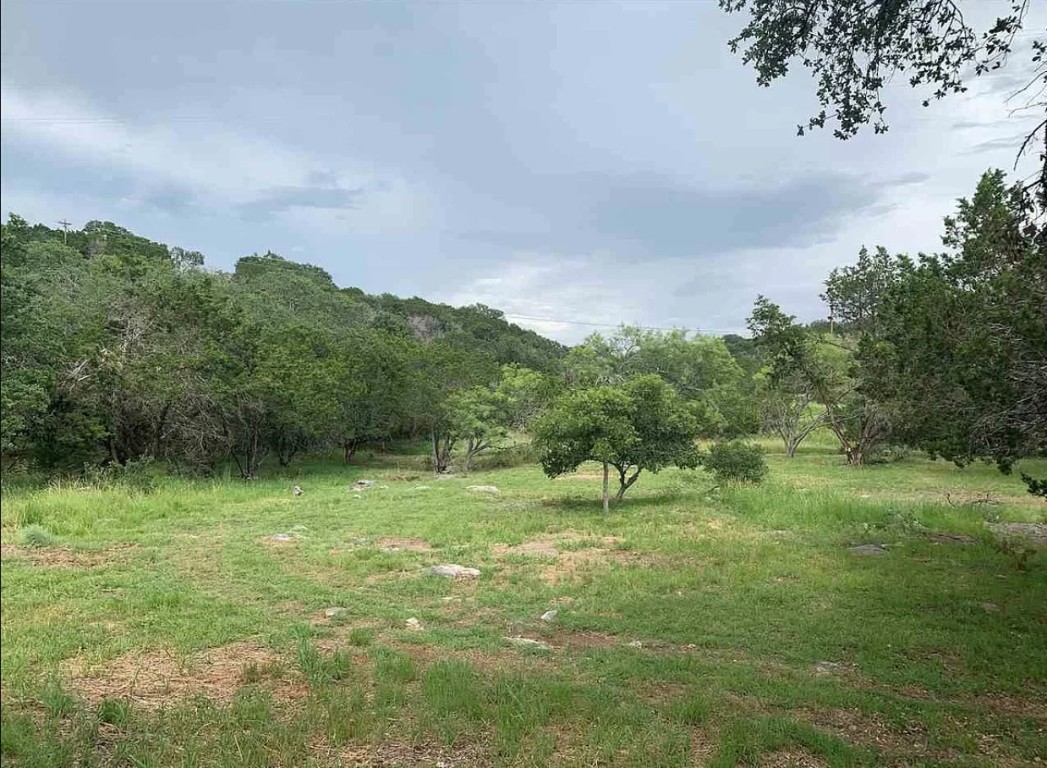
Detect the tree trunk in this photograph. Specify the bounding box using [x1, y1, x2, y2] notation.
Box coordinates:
[785, 438, 798, 458]
[846, 447, 864, 466]
[614, 465, 642, 501]
[343, 439, 359, 465]
[602, 461, 610, 514]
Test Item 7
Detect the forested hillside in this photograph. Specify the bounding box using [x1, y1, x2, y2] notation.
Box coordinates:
[0, 217, 565, 474]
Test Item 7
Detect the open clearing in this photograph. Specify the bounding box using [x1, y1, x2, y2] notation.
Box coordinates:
[2, 442, 1045, 767]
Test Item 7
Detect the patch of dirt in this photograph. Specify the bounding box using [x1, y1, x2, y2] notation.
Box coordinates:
[690, 729, 715, 766]
[63, 642, 306, 709]
[797, 707, 929, 755]
[320, 739, 488, 767]
[0, 543, 138, 569]
[758, 748, 828, 768]
[373, 537, 433, 553]
[540, 628, 620, 650]
[492, 531, 635, 585]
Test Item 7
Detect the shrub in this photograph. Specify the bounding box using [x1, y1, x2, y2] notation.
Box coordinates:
[20, 525, 56, 549]
[702, 440, 768, 485]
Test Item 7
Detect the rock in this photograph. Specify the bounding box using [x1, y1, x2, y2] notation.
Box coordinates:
[926, 532, 976, 545]
[405, 617, 423, 631]
[980, 602, 1000, 613]
[324, 607, 348, 619]
[466, 485, 500, 494]
[504, 636, 552, 651]
[434, 474, 457, 481]
[540, 610, 558, 622]
[266, 533, 295, 543]
[626, 640, 644, 648]
[986, 522, 1047, 551]
[292, 485, 303, 496]
[413, 486, 432, 491]
[848, 544, 888, 556]
[424, 564, 481, 579]
[351, 479, 376, 491]
[813, 661, 855, 675]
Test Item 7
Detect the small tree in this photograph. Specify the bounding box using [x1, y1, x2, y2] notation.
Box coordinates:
[755, 369, 825, 457]
[533, 375, 700, 511]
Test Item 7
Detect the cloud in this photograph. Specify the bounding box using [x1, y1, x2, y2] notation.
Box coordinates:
[458, 170, 929, 260]
[0, 83, 422, 229]
[236, 184, 365, 219]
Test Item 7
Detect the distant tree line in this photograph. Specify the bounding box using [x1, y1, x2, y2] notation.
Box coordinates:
[2, 168, 1042, 498]
[0, 218, 565, 477]
[748, 170, 1046, 494]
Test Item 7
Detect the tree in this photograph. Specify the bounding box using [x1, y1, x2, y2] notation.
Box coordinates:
[859, 170, 1046, 492]
[748, 298, 888, 465]
[564, 327, 757, 436]
[533, 375, 700, 511]
[755, 368, 826, 457]
[720, 0, 1045, 194]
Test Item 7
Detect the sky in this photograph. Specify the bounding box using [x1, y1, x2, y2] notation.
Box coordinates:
[2, 0, 1043, 343]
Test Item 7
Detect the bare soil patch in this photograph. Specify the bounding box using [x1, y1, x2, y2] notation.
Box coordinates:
[0, 543, 138, 569]
[797, 707, 928, 755]
[492, 531, 638, 585]
[63, 642, 306, 709]
[374, 536, 433, 553]
[758, 748, 828, 768]
[322, 739, 489, 767]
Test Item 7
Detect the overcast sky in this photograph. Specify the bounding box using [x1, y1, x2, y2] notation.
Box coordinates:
[2, 0, 1042, 343]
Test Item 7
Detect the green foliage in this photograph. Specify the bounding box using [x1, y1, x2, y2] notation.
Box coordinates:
[702, 440, 768, 485]
[855, 171, 1046, 493]
[19, 524, 56, 548]
[719, 0, 1033, 143]
[564, 326, 757, 437]
[0, 216, 566, 477]
[534, 375, 700, 503]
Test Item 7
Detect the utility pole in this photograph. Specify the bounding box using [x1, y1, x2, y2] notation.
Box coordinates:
[57, 220, 71, 244]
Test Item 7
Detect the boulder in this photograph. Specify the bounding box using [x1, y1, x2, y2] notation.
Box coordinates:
[424, 564, 481, 579]
[466, 485, 500, 494]
[351, 479, 376, 491]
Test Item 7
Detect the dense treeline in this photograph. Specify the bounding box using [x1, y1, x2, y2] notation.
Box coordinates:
[748, 170, 1046, 493]
[0, 217, 565, 476]
[2, 170, 1043, 497]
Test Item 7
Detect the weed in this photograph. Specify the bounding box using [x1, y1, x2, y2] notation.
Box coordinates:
[19, 524, 56, 548]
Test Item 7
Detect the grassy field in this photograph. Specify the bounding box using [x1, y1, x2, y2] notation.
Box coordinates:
[1, 440, 1045, 767]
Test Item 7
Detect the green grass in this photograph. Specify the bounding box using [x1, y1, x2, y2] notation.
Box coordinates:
[2, 440, 1045, 766]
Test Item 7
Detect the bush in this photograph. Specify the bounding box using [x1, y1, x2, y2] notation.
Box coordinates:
[702, 440, 768, 485]
[20, 525, 56, 549]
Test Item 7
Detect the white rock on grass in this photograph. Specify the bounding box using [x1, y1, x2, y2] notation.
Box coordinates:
[424, 564, 481, 579]
[405, 617, 424, 631]
[266, 533, 295, 543]
[466, 485, 500, 494]
[540, 610, 558, 622]
[351, 479, 376, 491]
[504, 636, 551, 651]
[324, 607, 348, 619]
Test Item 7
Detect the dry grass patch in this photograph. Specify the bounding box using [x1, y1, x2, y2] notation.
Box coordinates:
[0, 542, 138, 569]
[319, 738, 489, 767]
[373, 536, 433, 553]
[796, 707, 927, 755]
[63, 642, 306, 709]
[758, 747, 829, 768]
